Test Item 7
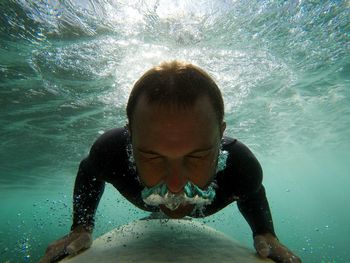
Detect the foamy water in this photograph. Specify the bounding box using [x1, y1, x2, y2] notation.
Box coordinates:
[0, 1, 349, 262]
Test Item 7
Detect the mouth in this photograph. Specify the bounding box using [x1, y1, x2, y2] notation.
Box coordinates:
[141, 181, 216, 211]
[162, 191, 188, 210]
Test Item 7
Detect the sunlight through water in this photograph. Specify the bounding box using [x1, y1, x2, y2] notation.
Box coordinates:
[0, 0, 349, 262]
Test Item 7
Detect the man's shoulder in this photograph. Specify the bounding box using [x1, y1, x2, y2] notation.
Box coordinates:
[222, 136, 255, 158]
[89, 127, 129, 158]
[221, 136, 261, 176]
[82, 127, 133, 183]
[218, 136, 263, 198]
[93, 127, 129, 146]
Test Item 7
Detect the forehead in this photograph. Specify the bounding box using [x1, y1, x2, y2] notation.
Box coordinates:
[131, 95, 219, 151]
[132, 95, 217, 127]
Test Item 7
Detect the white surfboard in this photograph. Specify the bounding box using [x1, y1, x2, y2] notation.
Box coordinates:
[61, 218, 273, 263]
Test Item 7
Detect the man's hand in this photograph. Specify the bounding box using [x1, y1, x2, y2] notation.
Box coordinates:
[39, 226, 93, 263]
[254, 233, 301, 263]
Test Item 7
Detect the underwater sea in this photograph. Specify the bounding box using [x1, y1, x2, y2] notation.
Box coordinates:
[0, 0, 349, 262]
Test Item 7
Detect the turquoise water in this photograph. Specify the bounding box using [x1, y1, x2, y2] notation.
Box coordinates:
[1, 0, 349, 262]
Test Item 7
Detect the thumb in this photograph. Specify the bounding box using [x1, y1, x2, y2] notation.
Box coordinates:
[66, 233, 92, 255]
[254, 235, 271, 258]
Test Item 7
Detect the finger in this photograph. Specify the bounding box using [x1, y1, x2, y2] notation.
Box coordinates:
[269, 245, 302, 263]
[289, 256, 301, 263]
[282, 254, 302, 263]
[66, 233, 92, 255]
[254, 236, 270, 258]
[44, 233, 71, 254]
[39, 234, 73, 263]
[39, 248, 68, 263]
[50, 250, 70, 263]
[38, 255, 50, 263]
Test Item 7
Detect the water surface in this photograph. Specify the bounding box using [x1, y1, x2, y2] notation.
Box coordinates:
[0, 1, 349, 262]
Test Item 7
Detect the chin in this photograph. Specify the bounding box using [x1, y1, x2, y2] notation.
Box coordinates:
[160, 204, 195, 219]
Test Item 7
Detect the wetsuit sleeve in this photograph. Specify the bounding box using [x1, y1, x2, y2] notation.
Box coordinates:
[237, 185, 276, 237]
[70, 127, 129, 231]
[223, 139, 276, 237]
[70, 156, 105, 232]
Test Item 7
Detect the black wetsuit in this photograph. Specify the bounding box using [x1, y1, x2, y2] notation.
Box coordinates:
[71, 127, 276, 237]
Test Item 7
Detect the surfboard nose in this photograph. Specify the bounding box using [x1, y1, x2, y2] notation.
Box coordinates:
[60, 219, 275, 263]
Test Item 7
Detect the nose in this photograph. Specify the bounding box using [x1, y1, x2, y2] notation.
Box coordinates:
[165, 159, 187, 194]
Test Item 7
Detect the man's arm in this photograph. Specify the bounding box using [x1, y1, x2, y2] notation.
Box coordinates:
[238, 179, 301, 263]
[71, 157, 105, 231]
[222, 139, 275, 237]
[223, 139, 301, 262]
[237, 185, 276, 237]
[39, 142, 107, 263]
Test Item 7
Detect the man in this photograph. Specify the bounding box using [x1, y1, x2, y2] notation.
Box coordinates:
[40, 61, 301, 263]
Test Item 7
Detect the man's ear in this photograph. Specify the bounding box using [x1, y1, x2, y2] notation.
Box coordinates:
[220, 121, 226, 138]
[125, 123, 131, 136]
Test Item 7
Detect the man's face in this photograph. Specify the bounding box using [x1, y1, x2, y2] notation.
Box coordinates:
[129, 95, 225, 217]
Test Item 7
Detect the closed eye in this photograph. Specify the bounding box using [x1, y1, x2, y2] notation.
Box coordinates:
[187, 156, 202, 159]
[147, 155, 162, 160]
[186, 151, 212, 159]
[141, 153, 163, 160]
[136, 150, 164, 161]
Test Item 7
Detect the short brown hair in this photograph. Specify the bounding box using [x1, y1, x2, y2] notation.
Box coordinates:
[126, 60, 224, 125]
